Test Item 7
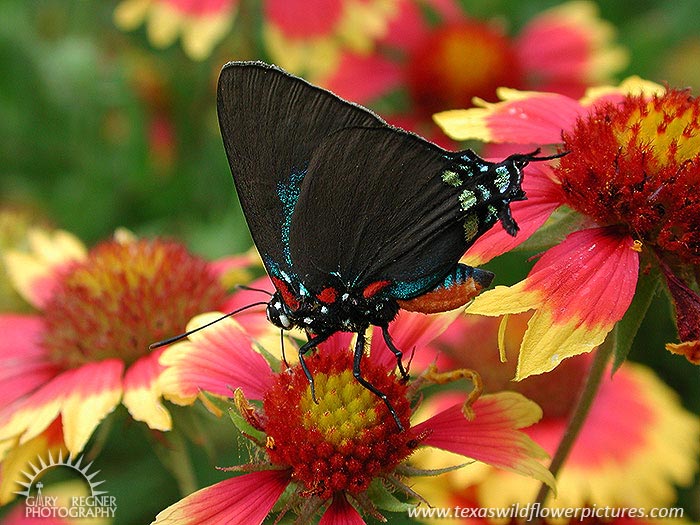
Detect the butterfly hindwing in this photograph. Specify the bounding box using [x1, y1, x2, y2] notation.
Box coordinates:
[289, 126, 472, 297]
[216, 61, 385, 278]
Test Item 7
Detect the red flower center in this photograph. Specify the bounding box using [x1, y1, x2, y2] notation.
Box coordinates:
[555, 90, 700, 264]
[262, 350, 418, 500]
[41, 238, 226, 369]
[406, 20, 522, 116]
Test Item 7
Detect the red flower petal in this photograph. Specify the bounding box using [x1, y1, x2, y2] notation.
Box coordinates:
[218, 276, 273, 340]
[319, 493, 365, 525]
[322, 52, 404, 104]
[435, 90, 584, 144]
[516, 2, 627, 98]
[320, 331, 356, 359]
[531, 362, 652, 468]
[469, 228, 640, 378]
[165, 0, 237, 17]
[422, 0, 463, 20]
[369, 309, 460, 370]
[415, 392, 554, 487]
[524, 228, 638, 328]
[265, 0, 342, 38]
[123, 349, 172, 431]
[152, 470, 290, 525]
[208, 252, 259, 279]
[58, 360, 124, 453]
[159, 316, 274, 403]
[0, 315, 59, 407]
[0, 359, 123, 454]
[379, 0, 430, 51]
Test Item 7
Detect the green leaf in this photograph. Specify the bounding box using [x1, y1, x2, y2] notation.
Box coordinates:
[200, 390, 236, 414]
[366, 479, 415, 513]
[516, 206, 588, 253]
[612, 270, 660, 372]
[152, 430, 197, 496]
[396, 461, 472, 477]
[227, 406, 267, 444]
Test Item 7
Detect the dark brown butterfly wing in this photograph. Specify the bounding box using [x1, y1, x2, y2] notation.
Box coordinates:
[217, 61, 385, 277]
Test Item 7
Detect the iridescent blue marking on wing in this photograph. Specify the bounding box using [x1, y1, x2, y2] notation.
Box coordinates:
[277, 169, 306, 267]
[264, 257, 308, 298]
[439, 264, 493, 291]
[388, 264, 494, 301]
[388, 273, 444, 299]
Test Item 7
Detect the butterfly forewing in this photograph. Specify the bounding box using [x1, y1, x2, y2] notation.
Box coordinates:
[216, 62, 385, 277]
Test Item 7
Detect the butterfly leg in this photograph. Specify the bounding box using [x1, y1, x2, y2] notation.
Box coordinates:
[298, 332, 332, 404]
[381, 326, 409, 381]
[353, 330, 405, 431]
[279, 329, 290, 369]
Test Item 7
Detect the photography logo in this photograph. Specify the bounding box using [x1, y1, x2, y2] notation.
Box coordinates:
[15, 450, 117, 519]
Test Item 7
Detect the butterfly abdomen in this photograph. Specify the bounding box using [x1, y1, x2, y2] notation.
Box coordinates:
[397, 264, 494, 314]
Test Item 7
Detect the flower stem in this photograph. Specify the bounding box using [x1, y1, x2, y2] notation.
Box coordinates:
[532, 326, 616, 518]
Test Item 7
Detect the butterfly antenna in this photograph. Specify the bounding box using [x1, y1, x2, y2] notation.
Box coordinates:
[235, 284, 273, 296]
[149, 301, 268, 350]
[509, 148, 569, 166]
[533, 150, 570, 161]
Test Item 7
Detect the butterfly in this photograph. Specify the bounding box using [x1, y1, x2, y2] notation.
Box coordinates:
[217, 61, 549, 430]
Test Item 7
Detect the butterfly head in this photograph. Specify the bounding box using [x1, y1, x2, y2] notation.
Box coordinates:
[266, 293, 295, 330]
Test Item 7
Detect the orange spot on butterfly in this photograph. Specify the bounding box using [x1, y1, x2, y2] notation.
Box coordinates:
[362, 280, 391, 299]
[271, 276, 300, 310]
[397, 277, 484, 314]
[316, 286, 338, 304]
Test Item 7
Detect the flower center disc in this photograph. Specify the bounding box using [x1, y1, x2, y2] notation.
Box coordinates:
[42, 238, 226, 369]
[406, 20, 522, 115]
[263, 351, 416, 499]
[556, 90, 700, 264]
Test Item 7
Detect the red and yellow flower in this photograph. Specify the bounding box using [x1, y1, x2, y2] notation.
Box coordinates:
[114, 0, 239, 60]
[114, 0, 398, 66]
[0, 227, 264, 473]
[264, 0, 398, 80]
[320, 0, 627, 140]
[435, 78, 700, 376]
[412, 314, 700, 521]
[154, 310, 554, 524]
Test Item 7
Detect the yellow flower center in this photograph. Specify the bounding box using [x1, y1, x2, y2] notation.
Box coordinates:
[42, 238, 226, 369]
[299, 369, 379, 447]
[617, 96, 700, 164]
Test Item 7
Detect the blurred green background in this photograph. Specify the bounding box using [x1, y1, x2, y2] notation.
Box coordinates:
[4, 0, 700, 253]
[1, 1, 699, 523]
